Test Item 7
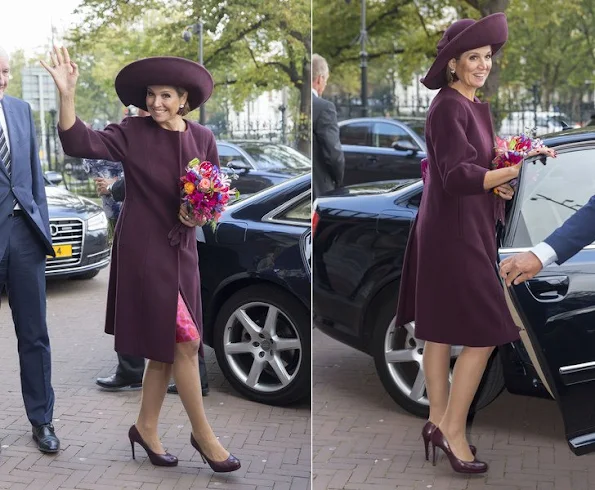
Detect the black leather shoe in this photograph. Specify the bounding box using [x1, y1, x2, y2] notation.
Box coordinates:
[167, 383, 209, 396]
[32, 423, 60, 454]
[96, 374, 142, 391]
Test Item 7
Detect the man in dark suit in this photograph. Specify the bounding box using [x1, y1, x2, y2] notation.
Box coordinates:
[0, 47, 60, 452]
[94, 175, 209, 396]
[500, 194, 595, 285]
[312, 54, 344, 200]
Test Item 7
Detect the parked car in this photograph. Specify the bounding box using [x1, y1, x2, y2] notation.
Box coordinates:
[313, 127, 595, 455]
[499, 111, 580, 138]
[216, 140, 311, 196]
[44, 173, 110, 279]
[198, 172, 311, 405]
[337, 117, 427, 186]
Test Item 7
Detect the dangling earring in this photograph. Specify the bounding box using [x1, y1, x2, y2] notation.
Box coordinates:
[179, 104, 184, 109]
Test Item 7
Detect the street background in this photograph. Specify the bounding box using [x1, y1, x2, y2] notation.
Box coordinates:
[0, 270, 311, 490]
[312, 329, 595, 490]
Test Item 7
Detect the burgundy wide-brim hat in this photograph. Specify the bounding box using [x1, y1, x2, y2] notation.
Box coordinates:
[421, 13, 508, 90]
[115, 56, 214, 112]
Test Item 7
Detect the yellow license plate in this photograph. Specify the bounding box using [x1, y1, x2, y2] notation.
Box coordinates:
[50, 244, 73, 258]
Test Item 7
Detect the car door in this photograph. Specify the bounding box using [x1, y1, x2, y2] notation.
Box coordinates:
[338, 121, 374, 186]
[371, 122, 425, 182]
[500, 142, 595, 455]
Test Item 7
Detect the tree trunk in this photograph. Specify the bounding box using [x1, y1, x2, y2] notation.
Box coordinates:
[297, 57, 311, 157]
[469, 0, 510, 102]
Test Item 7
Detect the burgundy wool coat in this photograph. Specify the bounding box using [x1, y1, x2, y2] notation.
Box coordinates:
[59, 116, 219, 363]
[395, 86, 520, 346]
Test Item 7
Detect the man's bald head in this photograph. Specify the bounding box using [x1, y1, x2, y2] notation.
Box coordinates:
[0, 47, 9, 100]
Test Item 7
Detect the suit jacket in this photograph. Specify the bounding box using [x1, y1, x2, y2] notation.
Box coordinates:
[544, 194, 595, 264]
[312, 95, 344, 200]
[111, 177, 125, 202]
[0, 96, 53, 257]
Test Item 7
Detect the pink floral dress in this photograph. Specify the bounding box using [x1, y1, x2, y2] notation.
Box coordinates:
[176, 292, 200, 343]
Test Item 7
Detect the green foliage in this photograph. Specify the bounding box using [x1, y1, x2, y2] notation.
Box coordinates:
[314, 0, 595, 108]
[66, 0, 310, 135]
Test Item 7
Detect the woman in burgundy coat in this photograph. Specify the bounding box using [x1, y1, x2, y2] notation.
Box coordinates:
[42, 47, 240, 473]
[395, 15, 555, 474]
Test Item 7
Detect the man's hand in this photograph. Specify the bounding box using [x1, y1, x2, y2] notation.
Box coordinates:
[499, 252, 543, 286]
[94, 177, 117, 196]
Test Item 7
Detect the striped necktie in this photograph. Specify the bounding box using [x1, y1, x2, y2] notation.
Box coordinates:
[0, 122, 10, 178]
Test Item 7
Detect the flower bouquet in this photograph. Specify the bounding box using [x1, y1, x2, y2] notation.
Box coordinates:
[179, 158, 239, 231]
[491, 133, 543, 193]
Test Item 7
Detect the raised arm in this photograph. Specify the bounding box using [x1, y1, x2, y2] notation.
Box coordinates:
[41, 46, 129, 162]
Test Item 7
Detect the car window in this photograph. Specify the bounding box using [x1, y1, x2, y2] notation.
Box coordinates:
[340, 122, 371, 146]
[508, 145, 595, 248]
[236, 143, 310, 171]
[276, 195, 311, 223]
[373, 122, 420, 150]
[216, 144, 251, 167]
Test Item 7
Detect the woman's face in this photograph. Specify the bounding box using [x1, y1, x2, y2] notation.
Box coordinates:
[145, 85, 187, 123]
[450, 45, 492, 90]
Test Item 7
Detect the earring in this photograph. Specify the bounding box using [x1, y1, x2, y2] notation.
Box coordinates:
[179, 104, 184, 109]
[450, 69, 455, 75]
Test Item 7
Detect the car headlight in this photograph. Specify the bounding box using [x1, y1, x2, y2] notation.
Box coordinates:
[87, 212, 108, 231]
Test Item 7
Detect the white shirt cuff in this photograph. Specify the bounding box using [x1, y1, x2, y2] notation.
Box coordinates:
[530, 242, 558, 267]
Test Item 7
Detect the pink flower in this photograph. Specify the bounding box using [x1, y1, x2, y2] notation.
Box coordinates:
[199, 178, 210, 191]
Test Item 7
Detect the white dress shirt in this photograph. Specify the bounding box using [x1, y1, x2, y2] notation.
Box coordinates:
[312, 88, 319, 98]
[530, 241, 558, 267]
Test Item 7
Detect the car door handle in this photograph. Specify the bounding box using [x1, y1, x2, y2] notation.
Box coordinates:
[526, 275, 569, 301]
[367, 156, 377, 162]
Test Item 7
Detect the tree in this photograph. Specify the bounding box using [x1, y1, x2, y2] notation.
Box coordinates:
[67, 0, 311, 153]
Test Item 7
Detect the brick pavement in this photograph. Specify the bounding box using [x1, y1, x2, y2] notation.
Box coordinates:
[312, 328, 595, 490]
[0, 270, 311, 490]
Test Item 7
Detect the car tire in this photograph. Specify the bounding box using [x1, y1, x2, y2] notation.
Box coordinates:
[213, 284, 310, 406]
[70, 269, 100, 280]
[371, 287, 504, 418]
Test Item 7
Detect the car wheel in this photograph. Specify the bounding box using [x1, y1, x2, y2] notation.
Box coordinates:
[213, 285, 310, 405]
[69, 269, 100, 280]
[371, 302, 504, 418]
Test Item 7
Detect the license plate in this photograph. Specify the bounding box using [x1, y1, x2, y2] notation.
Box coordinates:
[50, 244, 73, 258]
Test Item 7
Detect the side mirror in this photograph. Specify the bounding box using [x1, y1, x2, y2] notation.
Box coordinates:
[392, 140, 419, 154]
[45, 171, 63, 185]
[227, 160, 251, 171]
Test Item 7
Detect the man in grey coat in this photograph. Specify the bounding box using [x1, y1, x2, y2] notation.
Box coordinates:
[312, 54, 344, 200]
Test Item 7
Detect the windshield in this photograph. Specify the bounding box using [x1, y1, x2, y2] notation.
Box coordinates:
[237, 143, 311, 171]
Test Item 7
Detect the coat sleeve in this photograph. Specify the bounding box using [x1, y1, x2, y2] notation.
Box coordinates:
[58, 117, 130, 163]
[544, 194, 595, 264]
[315, 102, 345, 187]
[111, 177, 125, 202]
[429, 99, 488, 196]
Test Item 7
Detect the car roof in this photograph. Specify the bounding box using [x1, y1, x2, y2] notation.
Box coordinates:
[541, 127, 595, 147]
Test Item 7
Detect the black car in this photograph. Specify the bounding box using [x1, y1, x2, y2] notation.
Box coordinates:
[44, 174, 110, 279]
[338, 117, 427, 186]
[217, 140, 311, 196]
[313, 128, 595, 455]
[198, 173, 311, 405]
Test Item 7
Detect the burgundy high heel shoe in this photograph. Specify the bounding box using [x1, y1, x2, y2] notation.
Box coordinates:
[128, 425, 178, 467]
[430, 427, 488, 474]
[190, 433, 241, 473]
[421, 421, 476, 461]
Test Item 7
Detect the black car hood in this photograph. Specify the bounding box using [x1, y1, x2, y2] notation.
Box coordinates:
[322, 179, 419, 198]
[45, 185, 102, 214]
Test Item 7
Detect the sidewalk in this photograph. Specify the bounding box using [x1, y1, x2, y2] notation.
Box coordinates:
[0, 270, 310, 490]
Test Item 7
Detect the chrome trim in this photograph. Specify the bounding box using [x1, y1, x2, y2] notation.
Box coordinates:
[559, 361, 595, 375]
[87, 248, 111, 258]
[262, 189, 311, 226]
[44, 258, 110, 276]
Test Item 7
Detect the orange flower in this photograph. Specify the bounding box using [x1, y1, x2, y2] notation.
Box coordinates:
[183, 181, 196, 195]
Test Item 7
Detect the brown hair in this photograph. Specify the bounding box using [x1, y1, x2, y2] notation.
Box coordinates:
[175, 87, 191, 116]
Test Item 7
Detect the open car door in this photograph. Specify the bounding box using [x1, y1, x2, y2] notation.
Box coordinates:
[500, 140, 595, 455]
